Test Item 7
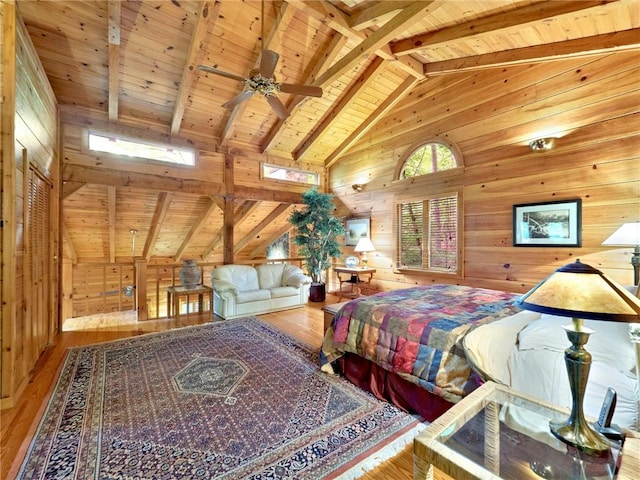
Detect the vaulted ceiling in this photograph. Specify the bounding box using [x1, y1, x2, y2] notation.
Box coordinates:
[16, 0, 640, 264]
[18, 0, 640, 167]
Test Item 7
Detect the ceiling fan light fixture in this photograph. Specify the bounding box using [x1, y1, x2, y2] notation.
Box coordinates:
[244, 74, 281, 97]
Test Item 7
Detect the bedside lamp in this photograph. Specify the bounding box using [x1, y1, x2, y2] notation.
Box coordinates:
[354, 237, 375, 268]
[602, 222, 640, 286]
[516, 259, 640, 455]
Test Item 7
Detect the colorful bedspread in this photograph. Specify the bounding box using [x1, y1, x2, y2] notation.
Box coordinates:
[320, 285, 521, 403]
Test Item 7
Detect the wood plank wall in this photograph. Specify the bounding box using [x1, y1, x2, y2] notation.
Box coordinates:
[1, 5, 59, 408]
[329, 51, 640, 295]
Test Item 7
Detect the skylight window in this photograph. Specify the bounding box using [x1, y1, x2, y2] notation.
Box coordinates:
[262, 163, 319, 186]
[88, 132, 196, 166]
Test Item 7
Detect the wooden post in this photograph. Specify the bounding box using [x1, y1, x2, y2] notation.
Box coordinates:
[134, 257, 147, 320]
[223, 150, 234, 264]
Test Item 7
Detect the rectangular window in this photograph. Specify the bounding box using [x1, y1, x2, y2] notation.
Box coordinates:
[396, 192, 460, 275]
[88, 132, 196, 166]
[261, 163, 319, 186]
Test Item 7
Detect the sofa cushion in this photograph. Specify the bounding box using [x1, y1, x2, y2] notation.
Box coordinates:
[236, 289, 271, 304]
[270, 286, 300, 298]
[282, 264, 311, 287]
[213, 265, 260, 291]
[256, 263, 285, 289]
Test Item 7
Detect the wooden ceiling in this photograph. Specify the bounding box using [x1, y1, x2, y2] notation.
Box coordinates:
[16, 0, 640, 264]
[18, 0, 639, 166]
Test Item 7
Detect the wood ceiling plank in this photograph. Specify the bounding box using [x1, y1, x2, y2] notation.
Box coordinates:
[391, 1, 612, 56]
[424, 28, 640, 75]
[325, 75, 420, 168]
[143, 192, 173, 261]
[173, 196, 220, 262]
[108, 0, 121, 122]
[171, 1, 221, 136]
[234, 203, 290, 254]
[293, 56, 386, 161]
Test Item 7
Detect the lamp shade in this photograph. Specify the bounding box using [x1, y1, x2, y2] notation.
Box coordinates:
[516, 259, 640, 322]
[602, 222, 640, 246]
[354, 237, 375, 253]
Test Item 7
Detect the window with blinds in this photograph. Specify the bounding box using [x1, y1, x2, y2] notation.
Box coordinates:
[396, 193, 460, 275]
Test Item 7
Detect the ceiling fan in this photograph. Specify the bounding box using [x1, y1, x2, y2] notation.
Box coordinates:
[198, 1, 322, 119]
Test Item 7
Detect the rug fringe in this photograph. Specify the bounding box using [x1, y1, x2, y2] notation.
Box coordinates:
[333, 422, 427, 479]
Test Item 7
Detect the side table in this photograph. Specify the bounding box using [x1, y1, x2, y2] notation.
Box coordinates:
[167, 284, 213, 321]
[414, 381, 637, 480]
[334, 266, 375, 300]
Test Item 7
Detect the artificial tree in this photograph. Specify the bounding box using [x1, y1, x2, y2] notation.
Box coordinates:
[289, 188, 344, 301]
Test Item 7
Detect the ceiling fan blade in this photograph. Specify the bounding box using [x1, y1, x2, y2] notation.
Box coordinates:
[280, 84, 323, 98]
[198, 65, 246, 83]
[260, 49, 279, 78]
[222, 90, 254, 109]
[266, 96, 290, 119]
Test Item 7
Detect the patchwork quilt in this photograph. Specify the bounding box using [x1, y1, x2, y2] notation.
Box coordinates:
[320, 284, 521, 403]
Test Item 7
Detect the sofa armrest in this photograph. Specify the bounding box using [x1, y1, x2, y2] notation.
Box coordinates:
[284, 271, 312, 288]
[212, 279, 239, 295]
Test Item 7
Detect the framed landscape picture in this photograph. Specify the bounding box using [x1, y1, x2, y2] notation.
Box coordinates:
[513, 199, 582, 247]
[345, 217, 370, 246]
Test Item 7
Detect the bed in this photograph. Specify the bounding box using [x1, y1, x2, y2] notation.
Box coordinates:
[320, 284, 522, 421]
[464, 310, 639, 430]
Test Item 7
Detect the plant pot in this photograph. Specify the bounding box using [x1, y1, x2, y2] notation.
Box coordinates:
[309, 282, 326, 302]
[179, 259, 201, 289]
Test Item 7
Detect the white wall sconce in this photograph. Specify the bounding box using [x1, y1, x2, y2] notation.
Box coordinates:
[529, 138, 556, 151]
[352, 184, 363, 192]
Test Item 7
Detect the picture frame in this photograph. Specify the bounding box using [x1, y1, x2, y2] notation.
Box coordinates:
[513, 199, 582, 247]
[345, 217, 370, 246]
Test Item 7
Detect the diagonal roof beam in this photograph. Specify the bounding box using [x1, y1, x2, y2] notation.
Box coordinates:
[220, 1, 294, 145]
[391, 1, 614, 56]
[424, 29, 640, 76]
[348, 1, 416, 31]
[234, 203, 291, 254]
[249, 223, 293, 259]
[171, 1, 221, 136]
[325, 75, 420, 168]
[260, 31, 348, 153]
[202, 200, 260, 258]
[173, 196, 221, 262]
[107, 0, 121, 122]
[143, 192, 173, 261]
[293, 56, 386, 161]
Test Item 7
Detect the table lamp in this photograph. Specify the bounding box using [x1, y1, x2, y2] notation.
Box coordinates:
[602, 222, 640, 287]
[516, 259, 640, 455]
[354, 237, 375, 267]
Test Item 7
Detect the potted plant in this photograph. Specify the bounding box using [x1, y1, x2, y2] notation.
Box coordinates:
[289, 188, 345, 302]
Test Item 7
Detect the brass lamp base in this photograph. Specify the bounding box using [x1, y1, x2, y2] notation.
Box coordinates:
[551, 321, 612, 456]
[549, 418, 610, 456]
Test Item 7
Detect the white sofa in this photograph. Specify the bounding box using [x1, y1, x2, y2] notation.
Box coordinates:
[211, 263, 312, 319]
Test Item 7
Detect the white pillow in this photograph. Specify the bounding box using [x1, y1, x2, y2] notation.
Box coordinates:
[517, 313, 636, 376]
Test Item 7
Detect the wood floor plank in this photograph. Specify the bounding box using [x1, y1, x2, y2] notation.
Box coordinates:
[0, 294, 451, 480]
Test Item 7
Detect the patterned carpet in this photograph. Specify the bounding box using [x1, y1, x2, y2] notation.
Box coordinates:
[18, 317, 423, 479]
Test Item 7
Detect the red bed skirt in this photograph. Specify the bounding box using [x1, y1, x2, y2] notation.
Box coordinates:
[336, 353, 453, 422]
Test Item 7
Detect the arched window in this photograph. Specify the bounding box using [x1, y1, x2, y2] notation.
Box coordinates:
[395, 140, 463, 276]
[399, 140, 460, 179]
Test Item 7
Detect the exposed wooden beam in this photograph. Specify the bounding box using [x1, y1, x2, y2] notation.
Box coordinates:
[234, 203, 291, 254]
[173, 196, 221, 262]
[325, 75, 420, 168]
[293, 56, 386, 161]
[107, 186, 116, 263]
[62, 222, 78, 265]
[249, 223, 292, 259]
[171, 1, 220, 136]
[348, 1, 415, 31]
[390, 1, 614, 56]
[202, 200, 260, 260]
[107, 0, 121, 122]
[424, 29, 640, 76]
[220, 1, 293, 145]
[143, 192, 174, 261]
[61, 181, 85, 199]
[223, 152, 234, 264]
[260, 31, 348, 153]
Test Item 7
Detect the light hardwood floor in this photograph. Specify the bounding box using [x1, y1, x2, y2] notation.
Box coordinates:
[1, 295, 450, 480]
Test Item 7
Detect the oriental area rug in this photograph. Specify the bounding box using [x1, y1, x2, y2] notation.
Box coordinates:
[18, 317, 423, 479]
